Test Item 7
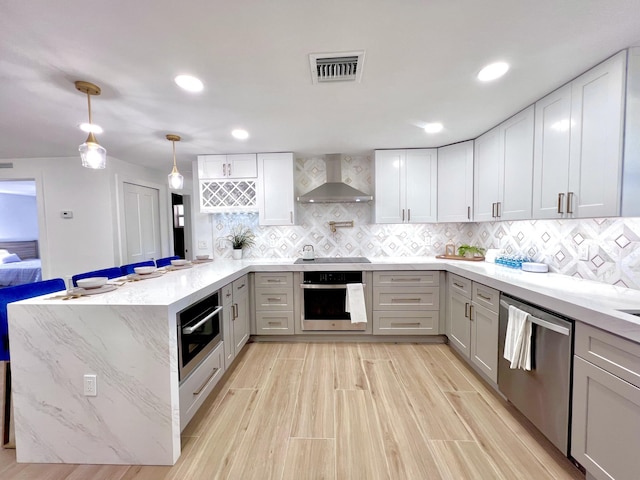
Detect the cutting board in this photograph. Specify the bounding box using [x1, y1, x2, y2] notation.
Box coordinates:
[436, 254, 485, 262]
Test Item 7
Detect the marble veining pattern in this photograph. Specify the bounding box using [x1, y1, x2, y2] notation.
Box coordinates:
[208, 154, 640, 290]
[8, 304, 179, 465]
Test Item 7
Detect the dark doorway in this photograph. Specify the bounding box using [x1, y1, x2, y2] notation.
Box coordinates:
[171, 193, 186, 258]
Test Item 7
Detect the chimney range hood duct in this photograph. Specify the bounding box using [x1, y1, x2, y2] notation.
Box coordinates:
[297, 154, 373, 203]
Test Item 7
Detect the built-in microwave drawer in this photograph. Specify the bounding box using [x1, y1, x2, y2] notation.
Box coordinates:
[254, 287, 293, 310]
[373, 271, 439, 287]
[254, 272, 293, 287]
[373, 287, 439, 310]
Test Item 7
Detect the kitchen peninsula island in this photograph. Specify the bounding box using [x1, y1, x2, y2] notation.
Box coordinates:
[7, 257, 640, 466]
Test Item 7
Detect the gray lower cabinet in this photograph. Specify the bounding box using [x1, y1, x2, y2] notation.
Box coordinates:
[222, 275, 250, 370]
[447, 273, 499, 383]
[254, 272, 294, 334]
[372, 271, 440, 335]
[571, 323, 640, 480]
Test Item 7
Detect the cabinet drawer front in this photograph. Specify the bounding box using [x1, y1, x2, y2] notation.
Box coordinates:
[471, 283, 500, 313]
[373, 311, 439, 335]
[572, 356, 640, 480]
[575, 323, 640, 389]
[373, 271, 439, 287]
[254, 272, 293, 287]
[448, 274, 471, 298]
[255, 311, 294, 335]
[233, 275, 249, 296]
[373, 287, 439, 310]
[254, 288, 293, 310]
[179, 341, 224, 431]
[221, 284, 233, 306]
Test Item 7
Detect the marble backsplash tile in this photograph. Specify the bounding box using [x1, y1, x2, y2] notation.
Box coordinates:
[210, 154, 640, 290]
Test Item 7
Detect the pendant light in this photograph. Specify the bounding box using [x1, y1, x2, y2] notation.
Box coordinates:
[75, 81, 107, 169]
[166, 134, 184, 190]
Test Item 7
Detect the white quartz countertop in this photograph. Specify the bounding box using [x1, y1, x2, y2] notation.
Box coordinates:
[17, 256, 640, 343]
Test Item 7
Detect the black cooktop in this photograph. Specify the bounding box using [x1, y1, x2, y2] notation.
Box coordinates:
[294, 257, 371, 264]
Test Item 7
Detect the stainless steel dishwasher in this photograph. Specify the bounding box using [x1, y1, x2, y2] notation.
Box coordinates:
[498, 294, 574, 456]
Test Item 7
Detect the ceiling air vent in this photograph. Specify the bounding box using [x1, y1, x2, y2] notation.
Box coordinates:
[309, 51, 365, 84]
[0, 162, 14, 169]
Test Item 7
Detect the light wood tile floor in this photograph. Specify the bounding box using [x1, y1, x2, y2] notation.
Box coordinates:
[0, 342, 585, 480]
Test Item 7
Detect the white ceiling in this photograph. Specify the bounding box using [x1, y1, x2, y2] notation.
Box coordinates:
[1, 1, 640, 175]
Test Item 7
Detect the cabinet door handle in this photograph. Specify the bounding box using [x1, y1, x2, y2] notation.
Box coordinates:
[477, 292, 492, 301]
[469, 304, 474, 320]
[557, 193, 565, 214]
[464, 302, 469, 318]
[290, 211, 293, 224]
[402, 209, 405, 221]
[232, 303, 237, 319]
[228, 163, 232, 177]
[467, 206, 471, 220]
[408, 209, 411, 222]
[223, 163, 227, 177]
[567, 192, 574, 214]
[497, 202, 501, 218]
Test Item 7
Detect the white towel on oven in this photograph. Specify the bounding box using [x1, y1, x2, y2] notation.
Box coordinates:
[345, 283, 367, 324]
[504, 305, 532, 370]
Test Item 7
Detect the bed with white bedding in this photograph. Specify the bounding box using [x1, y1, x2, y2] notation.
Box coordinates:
[0, 241, 42, 287]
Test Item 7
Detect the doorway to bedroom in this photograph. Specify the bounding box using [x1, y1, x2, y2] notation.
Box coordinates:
[0, 180, 41, 287]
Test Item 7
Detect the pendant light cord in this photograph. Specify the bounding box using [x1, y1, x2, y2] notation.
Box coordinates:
[87, 93, 93, 125]
[172, 140, 177, 167]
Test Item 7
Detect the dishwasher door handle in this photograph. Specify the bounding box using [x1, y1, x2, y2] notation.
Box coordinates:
[500, 300, 570, 336]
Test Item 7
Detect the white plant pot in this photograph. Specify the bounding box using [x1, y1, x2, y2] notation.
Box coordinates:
[232, 249, 243, 260]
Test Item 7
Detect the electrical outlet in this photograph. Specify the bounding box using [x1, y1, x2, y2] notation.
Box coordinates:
[84, 374, 97, 396]
[198, 241, 207, 249]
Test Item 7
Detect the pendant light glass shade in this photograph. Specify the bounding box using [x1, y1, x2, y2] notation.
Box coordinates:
[75, 81, 107, 169]
[167, 134, 184, 190]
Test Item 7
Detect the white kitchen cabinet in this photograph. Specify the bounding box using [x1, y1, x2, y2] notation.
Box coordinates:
[437, 141, 474, 222]
[257, 152, 295, 226]
[572, 323, 640, 480]
[447, 274, 499, 383]
[374, 149, 437, 224]
[474, 105, 535, 222]
[533, 51, 626, 219]
[198, 154, 257, 179]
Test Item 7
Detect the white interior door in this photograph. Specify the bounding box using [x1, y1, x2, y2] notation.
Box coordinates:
[123, 182, 161, 263]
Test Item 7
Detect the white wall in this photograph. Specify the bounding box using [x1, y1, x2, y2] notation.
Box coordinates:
[0, 156, 176, 282]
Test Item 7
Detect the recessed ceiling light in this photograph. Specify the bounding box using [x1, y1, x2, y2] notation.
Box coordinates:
[232, 129, 249, 140]
[424, 122, 443, 134]
[174, 75, 204, 92]
[79, 123, 103, 134]
[477, 62, 510, 82]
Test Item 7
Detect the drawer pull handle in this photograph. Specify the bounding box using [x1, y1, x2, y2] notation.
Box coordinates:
[392, 322, 421, 327]
[391, 278, 421, 282]
[193, 367, 220, 396]
[453, 282, 465, 289]
[267, 297, 282, 301]
[266, 279, 280, 283]
[237, 283, 246, 290]
[477, 293, 492, 301]
[391, 298, 422, 303]
[267, 321, 282, 325]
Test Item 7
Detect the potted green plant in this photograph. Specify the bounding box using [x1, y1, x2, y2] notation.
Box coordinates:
[457, 244, 486, 258]
[227, 225, 255, 259]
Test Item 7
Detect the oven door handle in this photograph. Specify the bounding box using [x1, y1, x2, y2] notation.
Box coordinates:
[300, 283, 365, 289]
[182, 306, 223, 334]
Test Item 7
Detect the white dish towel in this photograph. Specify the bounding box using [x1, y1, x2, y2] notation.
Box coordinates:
[345, 283, 367, 324]
[504, 305, 533, 370]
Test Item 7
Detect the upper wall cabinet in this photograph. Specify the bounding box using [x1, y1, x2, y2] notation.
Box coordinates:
[257, 152, 295, 226]
[437, 141, 474, 223]
[197, 154, 258, 213]
[198, 154, 257, 179]
[533, 51, 626, 219]
[474, 105, 535, 222]
[374, 149, 437, 224]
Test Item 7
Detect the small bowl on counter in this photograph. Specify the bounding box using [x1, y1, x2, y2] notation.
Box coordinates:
[76, 277, 108, 289]
[134, 266, 157, 275]
[171, 259, 189, 266]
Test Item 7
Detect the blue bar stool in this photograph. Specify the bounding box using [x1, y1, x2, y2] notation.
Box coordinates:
[71, 267, 123, 287]
[120, 260, 155, 276]
[155, 256, 180, 268]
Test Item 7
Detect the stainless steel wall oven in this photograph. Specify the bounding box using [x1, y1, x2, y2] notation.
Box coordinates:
[300, 271, 367, 331]
[177, 291, 222, 382]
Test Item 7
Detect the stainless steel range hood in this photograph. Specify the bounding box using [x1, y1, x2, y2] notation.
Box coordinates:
[297, 154, 373, 203]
